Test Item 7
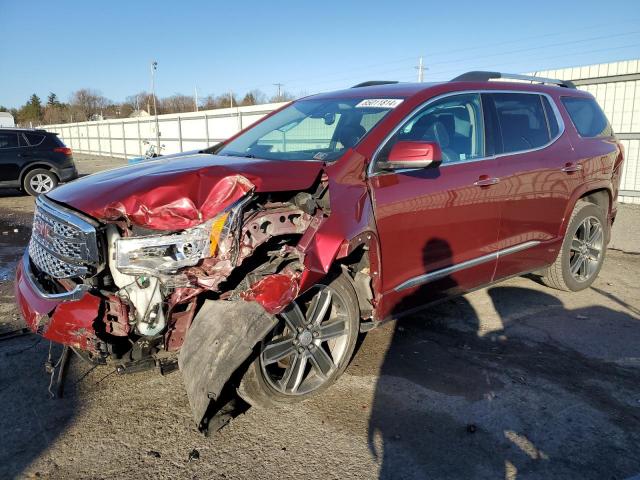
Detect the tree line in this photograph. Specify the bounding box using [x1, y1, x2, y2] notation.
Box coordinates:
[0, 88, 296, 126]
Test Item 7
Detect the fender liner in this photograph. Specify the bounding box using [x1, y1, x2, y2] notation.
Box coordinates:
[178, 300, 277, 431]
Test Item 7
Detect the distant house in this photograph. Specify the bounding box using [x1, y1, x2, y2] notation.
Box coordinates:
[89, 113, 104, 121]
[129, 109, 150, 118]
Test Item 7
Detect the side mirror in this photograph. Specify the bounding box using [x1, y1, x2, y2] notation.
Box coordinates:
[379, 141, 442, 170]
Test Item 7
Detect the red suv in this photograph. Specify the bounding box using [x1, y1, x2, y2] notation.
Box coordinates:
[15, 72, 624, 431]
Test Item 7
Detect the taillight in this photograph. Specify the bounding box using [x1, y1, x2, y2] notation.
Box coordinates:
[53, 147, 72, 156]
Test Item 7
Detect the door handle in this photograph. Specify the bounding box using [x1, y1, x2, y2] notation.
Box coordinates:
[561, 163, 582, 173]
[474, 177, 500, 187]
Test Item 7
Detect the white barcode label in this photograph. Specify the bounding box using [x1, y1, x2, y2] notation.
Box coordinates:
[355, 99, 404, 109]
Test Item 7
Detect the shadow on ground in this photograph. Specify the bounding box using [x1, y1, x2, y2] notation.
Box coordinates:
[367, 240, 640, 479]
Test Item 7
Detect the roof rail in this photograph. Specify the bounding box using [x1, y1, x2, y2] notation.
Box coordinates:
[451, 71, 576, 89]
[351, 80, 399, 88]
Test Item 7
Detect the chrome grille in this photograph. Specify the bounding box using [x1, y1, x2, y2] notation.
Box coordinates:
[28, 196, 100, 279]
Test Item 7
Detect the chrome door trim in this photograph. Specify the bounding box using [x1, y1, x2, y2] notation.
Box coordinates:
[367, 89, 566, 178]
[393, 240, 540, 292]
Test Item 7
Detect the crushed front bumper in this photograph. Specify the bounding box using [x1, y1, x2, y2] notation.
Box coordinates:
[15, 251, 101, 351]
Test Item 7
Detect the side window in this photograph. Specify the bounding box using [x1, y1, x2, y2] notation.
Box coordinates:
[0, 133, 19, 149]
[24, 133, 46, 146]
[378, 93, 484, 164]
[491, 93, 550, 154]
[561, 97, 612, 137]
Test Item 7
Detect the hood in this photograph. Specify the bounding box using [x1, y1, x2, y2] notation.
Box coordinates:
[48, 154, 324, 230]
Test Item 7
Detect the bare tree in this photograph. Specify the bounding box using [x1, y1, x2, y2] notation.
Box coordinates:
[69, 88, 110, 121]
[161, 94, 196, 113]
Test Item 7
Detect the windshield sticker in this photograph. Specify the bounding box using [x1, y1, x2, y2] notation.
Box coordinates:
[355, 99, 404, 109]
[313, 152, 328, 160]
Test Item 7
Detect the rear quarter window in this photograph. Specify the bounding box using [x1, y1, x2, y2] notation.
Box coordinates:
[561, 97, 612, 137]
[23, 133, 46, 146]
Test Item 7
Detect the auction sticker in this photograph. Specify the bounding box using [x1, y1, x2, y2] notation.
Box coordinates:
[355, 99, 404, 108]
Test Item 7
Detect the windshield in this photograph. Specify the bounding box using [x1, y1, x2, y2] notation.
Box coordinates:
[218, 97, 400, 161]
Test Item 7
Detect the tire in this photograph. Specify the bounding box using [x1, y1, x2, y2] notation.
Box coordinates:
[541, 200, 607, 291]
[23, 169, 58, 196]
[237, 274, 360, 408]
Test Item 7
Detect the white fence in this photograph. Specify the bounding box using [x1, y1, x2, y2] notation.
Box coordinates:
[45, 102, 287, 159]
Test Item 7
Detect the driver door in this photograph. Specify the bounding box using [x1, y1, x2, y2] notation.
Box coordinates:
[368, 93, 504, 318]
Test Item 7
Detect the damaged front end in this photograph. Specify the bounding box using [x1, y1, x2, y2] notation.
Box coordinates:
[16, 168, 355, 431]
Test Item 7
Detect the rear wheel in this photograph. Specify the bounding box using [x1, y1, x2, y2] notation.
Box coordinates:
[238, 274, 359, 407]
[541, 200, 607, 291]
[23, 169, 58, 196]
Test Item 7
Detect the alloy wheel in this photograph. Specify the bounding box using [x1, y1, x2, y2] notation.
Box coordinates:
[29, 173, 54, 194]
[569, 215, 603, 283]
[260, 284, 350, 396]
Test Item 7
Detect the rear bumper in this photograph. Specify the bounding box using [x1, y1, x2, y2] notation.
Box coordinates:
[15, 251, 101, 351]
[55, 164, 78, 182]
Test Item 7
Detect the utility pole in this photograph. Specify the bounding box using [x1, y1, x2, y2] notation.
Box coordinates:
[229, 90, 234, 108]
[415, 56, 427, 82]
[194, 87, 199, 112]
[150, 60, 160, 151]
[273, 83, 284, 101]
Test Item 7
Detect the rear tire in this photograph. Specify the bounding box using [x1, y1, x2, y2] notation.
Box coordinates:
[237, 274, 360, 408]
[23, 169, 58, 196]
[541, 200, 607, 291]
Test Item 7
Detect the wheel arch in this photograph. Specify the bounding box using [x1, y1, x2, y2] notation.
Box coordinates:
[19, 162, 60, 184]
[559, 182, 613, 238]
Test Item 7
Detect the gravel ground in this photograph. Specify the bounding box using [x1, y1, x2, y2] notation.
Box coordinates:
[0, 155, 639, 479]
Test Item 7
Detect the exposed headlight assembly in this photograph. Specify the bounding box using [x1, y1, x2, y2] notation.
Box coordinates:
[115, 197, 247, 276]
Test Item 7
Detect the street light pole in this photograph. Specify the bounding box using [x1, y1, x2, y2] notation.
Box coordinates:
[151, 60, 160, 151]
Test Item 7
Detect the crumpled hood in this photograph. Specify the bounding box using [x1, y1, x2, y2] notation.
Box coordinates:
[48, 154, 324, 230]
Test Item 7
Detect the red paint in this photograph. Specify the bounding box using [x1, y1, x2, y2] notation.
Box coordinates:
[16, 262, 101, 351]
[241, 273, 300, 314]
[48, 156, 323, 230]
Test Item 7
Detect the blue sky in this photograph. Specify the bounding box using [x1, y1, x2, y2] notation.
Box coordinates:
[1, 0, 639, 107]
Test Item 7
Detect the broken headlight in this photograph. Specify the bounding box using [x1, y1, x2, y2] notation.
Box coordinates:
[115, 201, 242, 276]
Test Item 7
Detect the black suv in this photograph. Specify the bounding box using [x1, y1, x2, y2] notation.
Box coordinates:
[0, 128, 78, 195]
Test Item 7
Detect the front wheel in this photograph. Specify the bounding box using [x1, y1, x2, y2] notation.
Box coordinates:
[541, 200, 607, 291]
[238, 274, 360, 407]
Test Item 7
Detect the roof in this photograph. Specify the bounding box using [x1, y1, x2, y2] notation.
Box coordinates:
[308, 78, 590, 103]
[0, 127, 50, 133]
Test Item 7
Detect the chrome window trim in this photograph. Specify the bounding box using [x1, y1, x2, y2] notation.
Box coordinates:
[393, 240, 540, 292]
[367, 89, 566, 178]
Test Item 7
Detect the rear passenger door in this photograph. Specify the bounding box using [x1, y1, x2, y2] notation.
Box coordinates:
[0, 132, 21, 182]
[487, 92, 580, 280]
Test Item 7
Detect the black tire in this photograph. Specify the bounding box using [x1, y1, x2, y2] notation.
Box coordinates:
[237, 274, 360, 408]
[541, 200, 607, 291]
[23, 168, 58, 196]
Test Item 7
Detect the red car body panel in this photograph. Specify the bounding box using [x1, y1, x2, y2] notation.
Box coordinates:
[47, 154, 325, 229]
[16, 261, 101, 351]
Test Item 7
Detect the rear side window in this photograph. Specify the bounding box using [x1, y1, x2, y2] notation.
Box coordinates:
[0, 132, 19, 149]
[561, 97, 612, 137]
[23, 133, 46, 146]
[491, 93, 551, 154]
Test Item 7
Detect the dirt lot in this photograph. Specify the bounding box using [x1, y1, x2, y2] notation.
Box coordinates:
[1, 155, 639, 479]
